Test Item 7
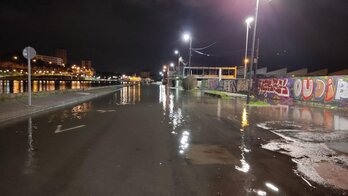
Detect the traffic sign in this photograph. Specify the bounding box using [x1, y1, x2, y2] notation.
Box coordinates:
[22, 46, 36, 60]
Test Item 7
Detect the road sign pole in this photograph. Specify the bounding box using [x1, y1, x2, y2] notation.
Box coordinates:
[28, 49, 32, 106]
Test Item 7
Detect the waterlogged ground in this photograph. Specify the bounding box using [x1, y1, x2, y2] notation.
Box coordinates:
[257, 114, 348, 190]
[0, 84, 347, 195]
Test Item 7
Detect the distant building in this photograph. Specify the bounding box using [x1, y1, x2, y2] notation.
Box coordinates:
[140, 71, 151, 79]
[55, 49, 67, 64]
[34, 55, 64, 66]
[81, 59, 92, 69]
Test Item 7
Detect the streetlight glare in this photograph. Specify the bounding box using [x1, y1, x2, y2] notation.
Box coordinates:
[170, 63, 174, 67]
[245, 17, 254, 24]
[182, 33, 191, 42]
[174, 50, 179, 55]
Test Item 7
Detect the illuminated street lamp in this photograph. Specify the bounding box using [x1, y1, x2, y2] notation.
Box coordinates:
[170, 63, 174, 68]
[182, 32, 192, 67]
[13, 56, 18, 60]
[244, 17, 254, 79]
[247, 0, 260, 104]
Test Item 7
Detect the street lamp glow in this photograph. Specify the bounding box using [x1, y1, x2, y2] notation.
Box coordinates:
[163, 65, 167, 69]
[245, 17, 254, 24]
[174, 50, 179, 55]
[182, 33, 191, 42]
[159, 71, 163, 75]
[170, 63, 174, 67]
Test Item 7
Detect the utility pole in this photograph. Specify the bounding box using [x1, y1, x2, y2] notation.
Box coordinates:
[247, 0, 260, 104]
[253, 38, 260, 90]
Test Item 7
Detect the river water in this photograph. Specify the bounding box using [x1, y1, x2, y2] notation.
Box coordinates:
[0, 80, 120, 94]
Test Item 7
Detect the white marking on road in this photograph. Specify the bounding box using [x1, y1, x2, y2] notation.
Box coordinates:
[54, 125, 86, 133]
[76, 92, 90, 95]
[96, 110, 106, 113]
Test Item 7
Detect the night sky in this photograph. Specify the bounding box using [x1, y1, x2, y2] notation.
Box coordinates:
[0, 0, 347, 73]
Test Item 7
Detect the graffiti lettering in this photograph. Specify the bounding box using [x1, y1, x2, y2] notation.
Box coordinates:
[293, 79, 302, 98]
[325, 78, 335, 102]
[314, 79, 326, 99]
[258, 79, 290, 98]
[335, 79, 348, 100]
[302, 78, 314, 100]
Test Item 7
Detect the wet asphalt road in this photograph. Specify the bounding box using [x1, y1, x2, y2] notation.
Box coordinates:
[0, 84, 347, 196]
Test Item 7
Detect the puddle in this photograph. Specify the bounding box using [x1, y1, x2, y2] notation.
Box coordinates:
[186, 144, 237, 165]
[259, 121, 348, 190]
[315, 162, 348, 190]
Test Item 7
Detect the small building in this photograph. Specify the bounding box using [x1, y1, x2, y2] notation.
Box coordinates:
[34, 55, 64, 66]
[81, 59, 92, 69]
[55, 49, 68, 64]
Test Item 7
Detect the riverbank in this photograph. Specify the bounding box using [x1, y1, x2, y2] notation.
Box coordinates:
[0, 85, 124, 124]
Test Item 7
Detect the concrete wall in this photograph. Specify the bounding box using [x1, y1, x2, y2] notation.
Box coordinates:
[201, 79, 250, 93]
[201, 75, 348, 106]
[257, 76, 348, 105]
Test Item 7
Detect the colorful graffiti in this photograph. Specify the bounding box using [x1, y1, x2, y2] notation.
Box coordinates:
[258, 78, 290, 98]
[201, 79, 238, 93]
[257, 76, 348, 104]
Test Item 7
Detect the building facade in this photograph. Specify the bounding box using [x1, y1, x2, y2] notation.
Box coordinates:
[55, 49, 68, 64]
[35, 55, 64, 66]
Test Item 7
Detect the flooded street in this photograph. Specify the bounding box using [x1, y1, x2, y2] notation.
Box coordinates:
[0, 84, 347, 195]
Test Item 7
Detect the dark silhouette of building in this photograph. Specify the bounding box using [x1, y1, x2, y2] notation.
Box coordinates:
[55, 49, 67, 65]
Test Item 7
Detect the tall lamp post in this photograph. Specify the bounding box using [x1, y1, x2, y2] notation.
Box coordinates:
[244, 17, 254, 79]
[182, 33, 192, 67]
[247, 0, 260, 104]
[174, 50, 181, 74]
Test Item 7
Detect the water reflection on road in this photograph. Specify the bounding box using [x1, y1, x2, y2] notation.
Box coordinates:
[0, 84, 347, 195]
[158, 84, 347, 195]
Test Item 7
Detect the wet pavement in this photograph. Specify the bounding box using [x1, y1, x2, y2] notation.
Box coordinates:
[0, 84, 347, 195]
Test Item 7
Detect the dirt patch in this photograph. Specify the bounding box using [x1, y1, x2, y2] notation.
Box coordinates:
[315, 162, 348, 190]
[186, 144, 237, 165]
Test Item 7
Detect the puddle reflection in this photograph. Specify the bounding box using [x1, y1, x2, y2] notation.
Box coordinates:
[253, 105, 348, 131]
[23, 117, 36, 175]
[179, 130, 190, 154]
[235, 107, 250, 173]
[119, 85, 141, 105]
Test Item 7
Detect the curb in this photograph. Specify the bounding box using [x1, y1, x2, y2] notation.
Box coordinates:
[0, 85, 124, 124]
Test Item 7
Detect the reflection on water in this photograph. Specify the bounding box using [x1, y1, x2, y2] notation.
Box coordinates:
[241, 108, 249, 128]
[23, 117, 36, 175]
[179, 130, 190, 154]
[0, 80, 120, 94]
[254, 105, 348, 131]
[159, 85, 166, 113]
[70, 102, 93, 119]
[118, 85, 141, 105]
[235, 107, 250, 173]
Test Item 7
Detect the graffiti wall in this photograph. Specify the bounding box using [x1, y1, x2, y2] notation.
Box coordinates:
[201, 79, 238, 93]
[257, 76, 348, 105]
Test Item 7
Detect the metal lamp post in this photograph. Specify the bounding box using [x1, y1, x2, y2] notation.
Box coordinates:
[182, 33, 192, 67]
[247, 0, 260, 104]
[244, 17, 254, 79]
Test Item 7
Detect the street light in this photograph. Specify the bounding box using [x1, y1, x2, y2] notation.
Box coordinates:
[244, 17, 254, 79]
[247, 0, 260, 104]
[170, 63, 174, 68]
[182, 32, 192, 67]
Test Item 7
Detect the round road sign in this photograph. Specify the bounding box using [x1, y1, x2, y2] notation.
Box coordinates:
[23, 46, 36, 60]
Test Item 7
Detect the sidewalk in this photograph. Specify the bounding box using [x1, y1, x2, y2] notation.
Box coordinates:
[0, 85, 124, 123]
